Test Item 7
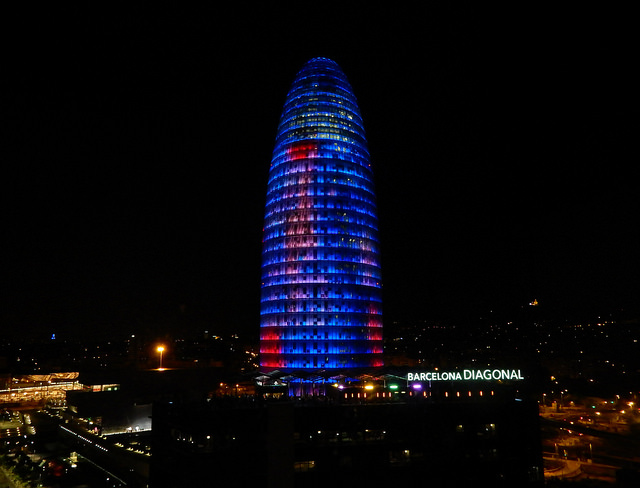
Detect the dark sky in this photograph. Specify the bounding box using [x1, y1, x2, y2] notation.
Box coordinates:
[5, 4, 637, 341]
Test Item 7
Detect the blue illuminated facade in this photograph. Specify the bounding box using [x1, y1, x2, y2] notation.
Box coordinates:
[260, 58, 383, 371]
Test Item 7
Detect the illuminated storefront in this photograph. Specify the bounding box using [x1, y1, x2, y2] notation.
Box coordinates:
[260, 58, 383, 370]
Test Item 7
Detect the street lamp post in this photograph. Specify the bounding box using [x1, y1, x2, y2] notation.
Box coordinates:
[157, 346, 165, 370]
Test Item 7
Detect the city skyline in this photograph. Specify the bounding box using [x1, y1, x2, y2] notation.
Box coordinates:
[5, 4, 637, 341]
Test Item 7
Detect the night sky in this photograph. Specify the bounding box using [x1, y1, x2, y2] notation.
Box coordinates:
[5, 4, 637, 341]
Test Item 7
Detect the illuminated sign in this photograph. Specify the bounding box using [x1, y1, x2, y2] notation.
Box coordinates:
[407, 369, 524, 382]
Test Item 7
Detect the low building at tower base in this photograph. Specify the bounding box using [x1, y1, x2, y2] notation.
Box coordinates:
[150, 370, 543, 487]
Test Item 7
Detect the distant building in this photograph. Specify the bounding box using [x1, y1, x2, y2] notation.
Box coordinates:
[260, 58, 383, 371]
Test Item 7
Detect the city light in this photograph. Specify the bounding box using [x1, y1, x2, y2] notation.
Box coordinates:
[157, 346, 165, 370]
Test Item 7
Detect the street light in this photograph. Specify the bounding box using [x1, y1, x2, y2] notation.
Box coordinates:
[157, 346, 165, 370]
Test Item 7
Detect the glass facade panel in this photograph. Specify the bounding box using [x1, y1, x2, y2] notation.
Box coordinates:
[260, 58, 383, 370]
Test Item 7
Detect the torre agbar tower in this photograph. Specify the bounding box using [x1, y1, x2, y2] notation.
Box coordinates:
[260, 58, 383, 371]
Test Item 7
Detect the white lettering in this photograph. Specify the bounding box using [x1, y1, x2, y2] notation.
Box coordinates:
[407, 369, 524, 382]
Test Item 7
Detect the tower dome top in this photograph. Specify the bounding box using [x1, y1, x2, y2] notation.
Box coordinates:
[306, 56, 338, 65]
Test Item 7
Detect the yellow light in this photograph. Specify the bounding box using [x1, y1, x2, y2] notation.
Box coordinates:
[364, 384, 374, 390]
[157, 346, 165, 370]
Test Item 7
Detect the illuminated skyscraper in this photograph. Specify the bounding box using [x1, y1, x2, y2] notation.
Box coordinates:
[260, 57, 383, 371]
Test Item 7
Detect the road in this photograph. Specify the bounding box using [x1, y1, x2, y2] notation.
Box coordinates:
[541, 409, 640, 484]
